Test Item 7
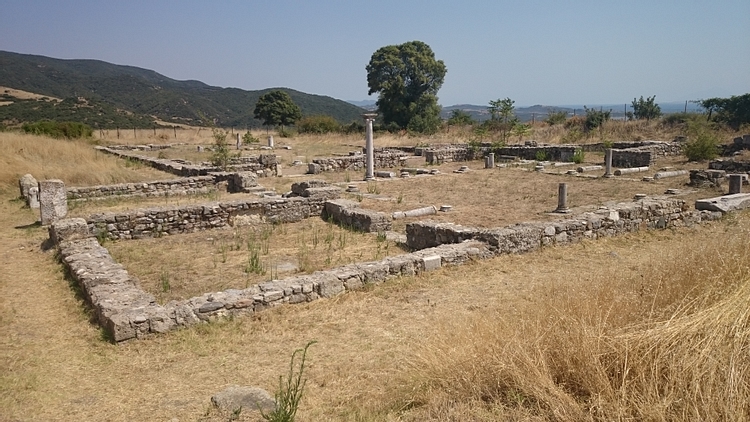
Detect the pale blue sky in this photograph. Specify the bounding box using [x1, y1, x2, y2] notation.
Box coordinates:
[1, 0, 748, 106]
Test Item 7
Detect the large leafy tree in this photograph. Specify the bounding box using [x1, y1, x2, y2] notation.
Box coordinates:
[701, 93, 750, 129]
[366, 41, 447, 133]
[253, 90, 302, 129]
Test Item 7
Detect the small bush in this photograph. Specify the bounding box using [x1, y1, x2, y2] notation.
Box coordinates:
[535, 150, 550, 161]
[242, 131, 260, 145]
[278, 127, 296, 138]
[583, 107, 611, 132]
[343, 121, 364, 134]
[545, 110, 568, 126]
[210, 128, 231, 170]
[297, 115, 341, 134]
[22, 120, 93, 139]
[683, 132, 719, 161]
[572, 148, 585, 164]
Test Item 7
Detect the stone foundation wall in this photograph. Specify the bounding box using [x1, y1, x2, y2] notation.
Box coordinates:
[423, 145, 579, 164]
[709, 159, 750, 173]
[96, 146, 278, 177]
[51, 194, 734, 342]
[581, 140, 683, 155]
[311, 150, 409, 172]
[67, 176, 216, 200]
[611, 149, 654, 168]
[406, 197, 722, 252]
[322, 199, 392, 233]
[87, 196, 334, 241]
[51, 217, 490, 342]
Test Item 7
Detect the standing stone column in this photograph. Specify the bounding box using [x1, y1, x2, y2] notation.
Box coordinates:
[363, 113, 377, 181]
[39, 179, 68, 225]
[603, 148, 613, 178]
[555, 182, 570, 213]
[236, 133, 241, 150]
[267, 135, 274, 148]
[728, 174, 743, 194]
[488, 152, 495, 169]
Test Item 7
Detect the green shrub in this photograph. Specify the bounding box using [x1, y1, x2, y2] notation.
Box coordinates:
[210, 129, 231, 170]
[535, 150, 550, 161]
[562, 127, 584, 144]
[297, 115, 341, 134]
[278, 127, 296, 138]
[545, 110, 568, 126]
[572, 148, 585, 164]
[683, 132, 719, 161]
[242, 131, 260, 145]
[343, 121, 364, 134]
[22, 120, 93, 139]
[583, 107, 611, 131]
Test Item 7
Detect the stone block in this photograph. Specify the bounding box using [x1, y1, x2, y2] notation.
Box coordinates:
[228, 171, 258, 193]
[695, 193, 750, 213]
[49, 218, 92, 244]
[39, 179, 68, 225]
[28, 186, 40, 209]
[422, 255, 441, 271]
[18, 173, 37, 202]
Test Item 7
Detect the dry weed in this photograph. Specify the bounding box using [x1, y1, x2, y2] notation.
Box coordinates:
[396, 212, 750, 421]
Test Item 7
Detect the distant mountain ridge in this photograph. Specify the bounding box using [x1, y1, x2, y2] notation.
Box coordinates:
[0, 50, 365, 128]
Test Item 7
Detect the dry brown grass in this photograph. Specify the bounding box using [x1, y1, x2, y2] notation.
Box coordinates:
[393, 212, 750, 421]
[2, 124, 749, 421]
[0, 131, 174, 194]
[0, 86, 61, 101]
[106, 218, 402, 303]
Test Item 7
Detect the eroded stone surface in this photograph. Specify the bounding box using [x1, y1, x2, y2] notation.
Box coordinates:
[39, 179, 67, 225]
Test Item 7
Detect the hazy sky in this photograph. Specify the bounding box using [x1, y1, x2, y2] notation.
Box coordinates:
[1, 0, 748, 106]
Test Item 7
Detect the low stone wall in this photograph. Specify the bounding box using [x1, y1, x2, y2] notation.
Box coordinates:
[709, 159, 750, 173]
[96, 146, 278, 177]
[51, 193, 738, 343]
[581, 140, 683, 155]
[51, 217, 491, 342]
[87, 196, 334, 241]
[423, 144, 578, 164]
[322, 199, 392, 233]
[311, 150, 409, 172]
[67, 176, 216, 200]
[612, 149, 654, 168]
[406, 197, 722, 252]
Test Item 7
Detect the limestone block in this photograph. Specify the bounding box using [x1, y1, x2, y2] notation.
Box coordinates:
[695, 193, 750, 213]
[49, 218, 92, 244]
[28, 186, 40, 209]
[422, 255, 441, 271]
[211, 385, 275, 414]
[18, 173, 37, 202]
[228, 171, 258, 193]
[308, 163, 321, 174]
[39, 179, 68, 225]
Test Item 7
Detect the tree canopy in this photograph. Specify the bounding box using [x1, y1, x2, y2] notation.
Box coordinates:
[701, 93, 750, 129]
[631, 95, 662, 121]
[366, 40, 447, 133]
[253, 90, 302, 128]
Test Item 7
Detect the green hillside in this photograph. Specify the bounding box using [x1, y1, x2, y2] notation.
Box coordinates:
[0, 50, 365, 128]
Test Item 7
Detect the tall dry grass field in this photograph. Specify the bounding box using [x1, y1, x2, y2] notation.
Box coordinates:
[393, 212, 750, 421]
[0, 131, 174, 194]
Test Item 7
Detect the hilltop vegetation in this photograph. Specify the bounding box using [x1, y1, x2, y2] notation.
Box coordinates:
[0, 50, 364, 129]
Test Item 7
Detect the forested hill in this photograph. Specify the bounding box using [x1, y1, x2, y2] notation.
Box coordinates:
[0, 50, 364, 128]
